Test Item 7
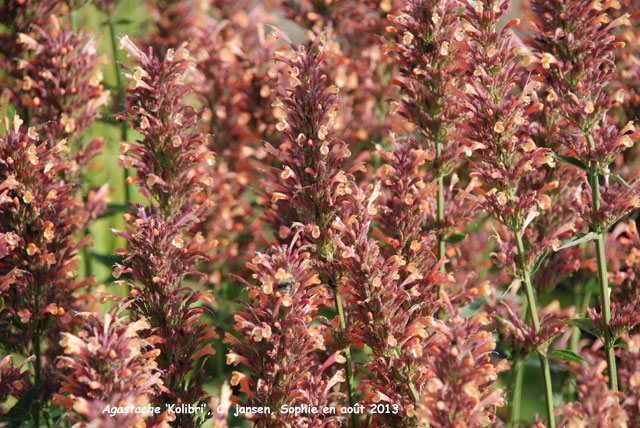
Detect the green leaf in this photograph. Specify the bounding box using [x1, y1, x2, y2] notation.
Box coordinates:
[555, 154, 588, 171]
[96, 117, 121, 126]
[0, 407, 30, 423]
[444, 233, 467, 243]
[500, 278, 522, 298]
[98, 203, 131, 219]
[548, 349, 584, 364]
[91, 252, 124, 268]
[470, 215, 490, 233]
[557, 232, 598, 250]
[460, 298, 487, 317]
[531, 249, 549, 277]
[606, 172, 632, 189]
[563, 317, 602, 339]
[584, 277, 600, 295]
[0, 381, 42, 426]
[615, 340, 629, 350]
[0, 296, 3, 312]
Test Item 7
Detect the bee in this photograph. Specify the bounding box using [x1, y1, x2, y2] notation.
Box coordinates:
[276, 271, 296, 296]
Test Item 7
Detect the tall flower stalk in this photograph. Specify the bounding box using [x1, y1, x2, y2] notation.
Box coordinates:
[14, 16, 109, 149]
[226, 240, 344, 427]
[12, 14, 110, 282]
[0, 0, 62, 109]
[114, 37, 218, 427]
[278, 0, 399, 151]
[0, 114, 98, 424]
[118, 36, 214, 217]
[526, 0, 640, 391]
[332, 184, 446, 426]
[264, 34, 360, 426]
[387, 0, 466, 267]
[455, 0, 561, 424]
[416, 294, 507, 428]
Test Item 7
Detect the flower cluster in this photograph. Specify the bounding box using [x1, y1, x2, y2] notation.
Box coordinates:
[490, 216, 577, 283]
[14, 17, 109, 143]
[264, 35, 355, 256]
[111, 210, 217, 427]
[0, 115, 95, 399]
[0, 0, 62, 74]
[455, 2, 570, 424]
[185, 2, 280, 287]
[612, 0, 640, 126]
[559, 344, 629, 428]
[608, 220, 640, 302]
[54, 308, 169, 427]
[332, 185, 446, 425]
[526, 0, 640, 393]
[456, 4, 555, 234]
[387, 0, 469, 263]
[190, 2, 281, 155]
[618, 334, 640, 425]
[141, 0, 210, 57]
[525, 0, 630, 136]
[586, 295, 640, 345]
[226, 241, 344, 427]
[189, 162, 256, 288]
[118, 35, 215, 216]
[525, 0, 640, 223]
[387, 0, 463, 178]
[579, 179, 640, 234]
[280, 0, 395, 41]
[416, 297, 507, 428]
[114, 37, 218, 427]
[376, 138, 476, 254]
[494, 298, 565, 360]
[278, 0, 398, 150]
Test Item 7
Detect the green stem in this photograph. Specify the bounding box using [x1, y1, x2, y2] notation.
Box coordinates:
[217, 280, 229, 378]
[595, 233, 618, 389]
[569, 282, 582, 355]
[567, 284, 592, 400]
[408, 380, 419, 402]
[331, 283, 359, 428]
[585, 131, 618, 391]
[437, 175, 445, 268]
[508, 359, 523, 428]
[436, 139, 445, 274]
[567, 282, 583, 401]
[83, 230, 92, 284]
[540, 355, 555, 428]
[106, 11, 131, 204]
[513, 231, 556, 428]
[33, 295, 41, 427]
[514, 233, 540, 331]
